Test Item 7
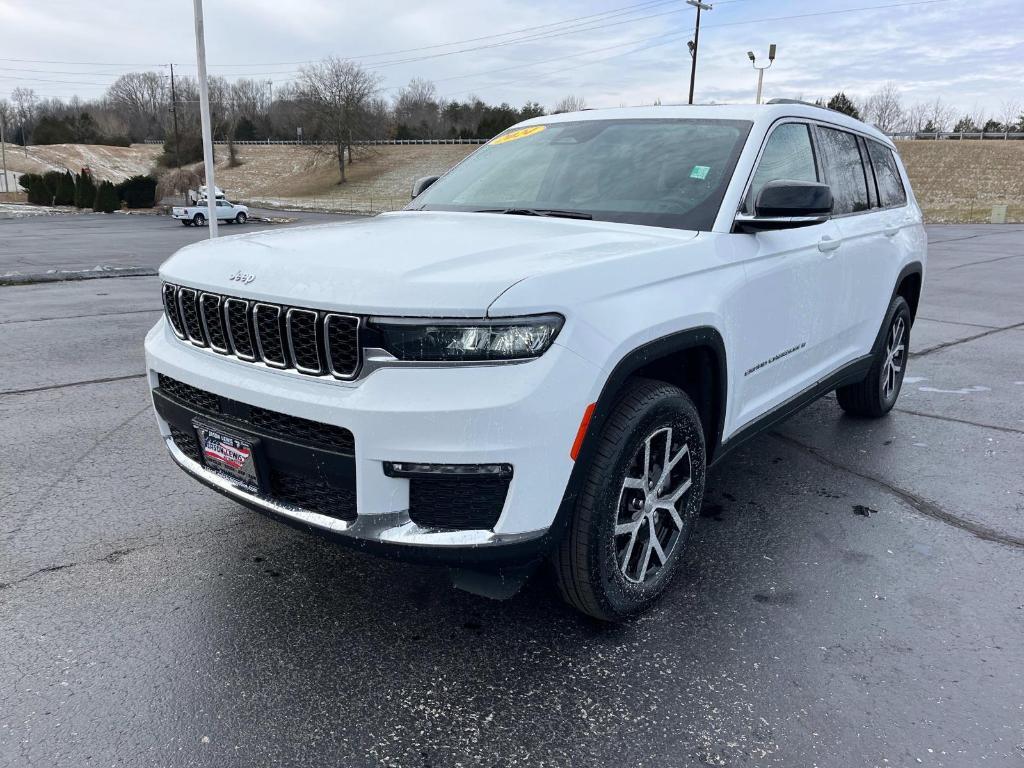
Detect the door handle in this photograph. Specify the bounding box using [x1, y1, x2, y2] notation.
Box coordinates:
[883, 225, 901, 237]
[817, 235, 842, 253]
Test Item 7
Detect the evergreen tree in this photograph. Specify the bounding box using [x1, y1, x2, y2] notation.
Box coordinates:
[74, 170, 96, 209]
[54, 171, 76, 206]
[826, 92, 860, 119]
[93, 180, 120, 213]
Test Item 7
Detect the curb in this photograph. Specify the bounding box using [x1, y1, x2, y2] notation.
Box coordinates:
[0, 266, 157, 287]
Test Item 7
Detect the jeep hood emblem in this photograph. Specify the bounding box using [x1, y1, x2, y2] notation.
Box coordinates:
[229, 271, 255, 285]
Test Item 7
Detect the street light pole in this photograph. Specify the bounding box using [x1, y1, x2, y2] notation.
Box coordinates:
[747, 44, 777, 104]
[192, 0, 218, 238]
[687, 0, 712, 105]
[1, 117, 8, 193]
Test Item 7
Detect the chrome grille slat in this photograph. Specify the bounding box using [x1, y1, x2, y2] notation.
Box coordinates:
[177, 288, 207, 346]
[325, 314, 360, 379]
[224, 298, 257, 361]
[253, 303, 287, 368]
[162, 284, 186, 339]
[286, 308, 323, 375]
[160, 283, 361, 380]
[199, 293, 229, 354]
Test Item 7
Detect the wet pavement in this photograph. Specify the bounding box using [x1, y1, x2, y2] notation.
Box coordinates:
[1, 225, 1022, 767]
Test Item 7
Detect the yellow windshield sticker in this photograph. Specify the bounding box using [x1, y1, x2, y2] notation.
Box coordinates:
[490, 125, 546, 145]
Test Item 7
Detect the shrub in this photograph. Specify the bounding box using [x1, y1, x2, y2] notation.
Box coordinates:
[54, 171, 76, 206]
[93, 180, 120, 213]
[27, 176, 51, 205]
[18, 172, 43, 194]
[74, 170, 96, 209]
[115, 174, 157, 208]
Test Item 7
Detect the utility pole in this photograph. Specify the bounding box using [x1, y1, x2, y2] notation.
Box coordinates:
[747, 44, 777, 104]
[687, 0, 712, 105]
[1, 117, 8, 193]
[169, 63, 182, 168]
[192, 0, 218, 238]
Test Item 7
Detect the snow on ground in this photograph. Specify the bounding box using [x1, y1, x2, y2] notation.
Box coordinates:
[0, 203, 76, 218]
[0, 142, 161, 182]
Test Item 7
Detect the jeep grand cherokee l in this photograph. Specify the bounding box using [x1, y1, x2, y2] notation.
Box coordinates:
[147, 102, 925, 620]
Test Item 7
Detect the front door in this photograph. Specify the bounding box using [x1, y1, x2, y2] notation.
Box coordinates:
[727, 121, 847, 433]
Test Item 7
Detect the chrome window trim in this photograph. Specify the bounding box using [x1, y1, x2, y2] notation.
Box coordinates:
[324, 313, 361, 380]
[162, 283, 187, 340]
[177, 287, 207, 347]
[198, 292, 230, 354]
[285, 307, 324, 375]
[223, 298, 257, 361]
[252, 302, 288, 369]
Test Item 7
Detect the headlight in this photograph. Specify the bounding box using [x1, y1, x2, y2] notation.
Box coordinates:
[370, 314, 564, 362]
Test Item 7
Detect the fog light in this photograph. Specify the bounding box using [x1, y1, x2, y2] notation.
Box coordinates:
[384, 462, 513, 479]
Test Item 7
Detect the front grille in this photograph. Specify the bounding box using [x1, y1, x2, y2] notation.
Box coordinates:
[162, 283, 360, 379]
[409, 475, 510, 531]
[169, 425, 202, 463]
[271, 470, 357, 521]
[158, 374, 221, 413]
[157, 374, 354, 455]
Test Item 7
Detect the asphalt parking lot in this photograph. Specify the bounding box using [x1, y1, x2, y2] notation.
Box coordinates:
[0, 207, 357, 278]
[1, 221, 1022, 767]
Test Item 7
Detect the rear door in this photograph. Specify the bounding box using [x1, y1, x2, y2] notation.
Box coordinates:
[729, 120, 847, 430]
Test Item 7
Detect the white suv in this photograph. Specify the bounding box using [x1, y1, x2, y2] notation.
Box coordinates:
[147, 103, 925, 620]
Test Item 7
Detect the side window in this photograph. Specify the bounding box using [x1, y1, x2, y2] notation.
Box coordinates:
[746, 122, 817, 212]
[867, 140, 907, 208]
[817, 127, 870, 214]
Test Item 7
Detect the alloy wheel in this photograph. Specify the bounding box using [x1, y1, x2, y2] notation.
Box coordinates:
[881, 315, 906, 400]
[615, 426, 693, 584]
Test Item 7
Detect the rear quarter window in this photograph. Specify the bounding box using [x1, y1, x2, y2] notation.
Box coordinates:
[867, 140, 908, 208]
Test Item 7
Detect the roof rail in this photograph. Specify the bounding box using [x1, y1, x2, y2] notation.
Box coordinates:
[766, 98, 846, 116]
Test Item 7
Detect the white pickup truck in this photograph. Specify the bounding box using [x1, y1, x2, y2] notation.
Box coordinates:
[172, 199, 249, 227]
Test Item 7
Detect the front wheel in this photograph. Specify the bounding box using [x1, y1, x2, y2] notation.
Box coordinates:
[192, 213, 206, 227]
[836, 295, 911, 417]
[235, 212, 247, 224]
[554, 379, 706, 621]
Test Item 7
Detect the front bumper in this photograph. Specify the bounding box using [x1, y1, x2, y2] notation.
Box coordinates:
[145, 319, 604, 563]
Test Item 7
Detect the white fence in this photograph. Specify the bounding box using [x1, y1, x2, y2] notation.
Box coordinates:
[889, 131, 1024, 141]
[143, 138, 487, 146]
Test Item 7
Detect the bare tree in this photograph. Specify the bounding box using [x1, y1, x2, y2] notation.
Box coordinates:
[999, 99, 1022, 132]
[105, 72, 168, 140]
[924, 97, 956, 132]
[298, 58, 382, 182]
[552, 95, 586, 114]
[11, 87, 38, 130]
[394, 78, 441, 137]
[863, 82, 904, 134]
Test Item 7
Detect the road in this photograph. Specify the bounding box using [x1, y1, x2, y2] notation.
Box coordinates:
[0, 207, 359, 277]
[1, 224, 1022, 767]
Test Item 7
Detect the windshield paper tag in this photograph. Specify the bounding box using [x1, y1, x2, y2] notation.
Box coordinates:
[690, 165, 711, 180]
[491, 125, 546, 145]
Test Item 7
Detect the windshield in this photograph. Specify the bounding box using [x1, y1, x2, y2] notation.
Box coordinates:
[409, 118, 752, 231]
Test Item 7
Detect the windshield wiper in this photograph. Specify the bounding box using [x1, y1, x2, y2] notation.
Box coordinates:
[475, 207, 593, 220]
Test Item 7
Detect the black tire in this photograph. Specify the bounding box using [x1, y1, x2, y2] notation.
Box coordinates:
[181, 220, 191, 227]
[554, 379, 706, 622]
[836, 295, 911, 417]
[235, 212, 247, 224]
[192, 213, 205, 226]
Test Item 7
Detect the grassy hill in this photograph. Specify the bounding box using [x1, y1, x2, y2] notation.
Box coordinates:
[2, 139, 1022, 222]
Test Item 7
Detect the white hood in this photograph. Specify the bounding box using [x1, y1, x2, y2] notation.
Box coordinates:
[159, 210, 697, 315]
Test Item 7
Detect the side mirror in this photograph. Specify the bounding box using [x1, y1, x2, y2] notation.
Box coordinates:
[411, 175, 440, 199]
[734, 180, 833, 233]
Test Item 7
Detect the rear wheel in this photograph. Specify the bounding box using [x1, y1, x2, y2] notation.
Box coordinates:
[181, 220, 191, 227]
[836, 295, 911, 417]
[192, 213, 205, 227]
[554, 379, 706, 621]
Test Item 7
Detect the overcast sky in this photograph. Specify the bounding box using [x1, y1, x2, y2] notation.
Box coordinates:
[1, 0, 1021, 118]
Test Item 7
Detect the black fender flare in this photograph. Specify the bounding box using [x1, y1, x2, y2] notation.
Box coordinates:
[872, 260, 923, 356]
[545, 326, 728, 549]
